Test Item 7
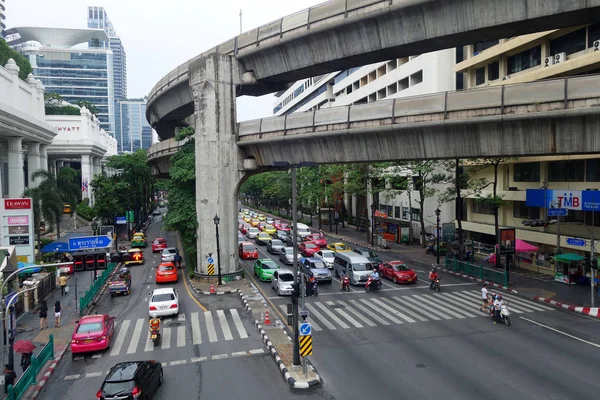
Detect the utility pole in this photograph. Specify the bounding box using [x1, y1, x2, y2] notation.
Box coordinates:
[291, 167, 301, 366]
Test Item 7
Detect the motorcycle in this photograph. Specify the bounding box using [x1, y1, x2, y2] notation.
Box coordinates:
[429, 277, 441, 292]
[340, 276, 350, 292]
[365, 276, 382, 292]
[426, 245, 435, 255]
[491, 303, 511, 326]
[312, 280, 318, 296]
[150, 329, 161, 346]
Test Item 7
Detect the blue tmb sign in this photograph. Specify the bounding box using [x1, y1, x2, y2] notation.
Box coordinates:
[547, 208, 568, 217]
[566, 238, 586, 247]
[68, 235, 112, 250]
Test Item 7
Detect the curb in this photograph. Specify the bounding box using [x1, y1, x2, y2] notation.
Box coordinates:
[29, 345, 68, 399]
[187, 274, 241, 296]
[533, 297, 600, 319]
[438, 267, 519, 294]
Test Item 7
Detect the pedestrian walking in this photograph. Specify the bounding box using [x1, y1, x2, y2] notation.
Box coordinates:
[59, 273, 68, 295]
[39, 300, 48, 330]
[4, 364, 16, 394]
[54, 300, 62, 328]
[20, 352, 32, 374]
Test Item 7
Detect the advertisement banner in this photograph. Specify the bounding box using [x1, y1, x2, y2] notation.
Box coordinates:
[400, 227, 410, 243]
[7, 216, 29, 225]
[499, 228, 516, 255]
[8, 226, 29, 235]
[526, 189, 600, 211]
[442, 223, 456, 242]
[4, 199, 32, 209]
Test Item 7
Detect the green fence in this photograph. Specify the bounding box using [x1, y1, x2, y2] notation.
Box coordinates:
[79, 262, 118, 315]
[445, 258, 508, 287]
[6, 334, 54, 400]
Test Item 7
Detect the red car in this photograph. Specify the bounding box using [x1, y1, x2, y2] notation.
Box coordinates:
[156, 262, 178, 283]
[299, 241, 319, 257]
[239, 241, 258, 260]
[240, 224, 251, 234]
[305, 233, 327, 247]
[275, 223, 290, 232]
[152, 237, 167, 253]
[380, 261, 418, 284]
[70, 314, 115, 358]
[258, 222, 267, 231]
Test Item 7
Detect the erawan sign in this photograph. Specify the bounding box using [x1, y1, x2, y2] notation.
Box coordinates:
[526, 189, 600, 211]
[0, 198, 35, 262]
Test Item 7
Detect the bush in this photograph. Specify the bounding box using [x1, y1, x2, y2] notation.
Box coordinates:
[76, 200, 95, 221]
[0, 38, 33, 80]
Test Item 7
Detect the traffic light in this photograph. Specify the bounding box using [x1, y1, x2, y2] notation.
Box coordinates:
[73, 254, 85, 272]
[85, 254, 96, 271]
[72, 251, 110, 272]
[96, 253, 107, 270]
[291, 282, 301, 298]
[592, 258, 598, 269]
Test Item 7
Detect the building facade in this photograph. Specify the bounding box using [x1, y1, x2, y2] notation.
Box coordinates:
[455, 25, 600, 267]
[116, 100, 152, 153]
[274, 50, 457, 243]
[0, 0, 6, 37]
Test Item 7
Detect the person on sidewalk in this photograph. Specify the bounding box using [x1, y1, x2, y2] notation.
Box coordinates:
[59, 273, 68, 295]
[20, 352, 32, 374]
[39, 300, 49, 330]
[54, 300, 62, 328]
[4, 364, 16, 394]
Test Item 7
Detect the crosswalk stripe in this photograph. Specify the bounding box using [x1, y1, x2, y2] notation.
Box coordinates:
[402, 295, 451, 320]
[305, 303, 337, 330]
[383, 297, 429, 322]
[177, 326, 186, 347]
[217, 310, 233, 341]
[110, 320, 130, 356]
[314, 302, 350, 329]
[431, 294, 480, 317]
[178, 314, 186, 321]
[349, 299, 390, 325]
[161, 327, 171, 349]
[230, 309, 249, 339]
[454, 291, 531, 314]
[441, 292, 504, 314]
[325, 301, 363, 328]
[339, 301, 377, 327]
[144, 332, 153, 352]
[462, 291, 539, 313]
[190, 312, 202, 344]
[204, 311, 218, 342]
[359, 299, 403, 324]
[369, 298, 415, 323]
[412, 294, 470, 319]
[487, 291, 554, 311]
[127, 319, 145, 354]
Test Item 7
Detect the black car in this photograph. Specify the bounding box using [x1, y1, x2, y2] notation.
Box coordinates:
[285, 235, 303, 247]
[97, 361, 163, 400]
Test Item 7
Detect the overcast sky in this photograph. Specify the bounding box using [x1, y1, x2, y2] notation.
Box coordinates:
[7, 0, 325, 121]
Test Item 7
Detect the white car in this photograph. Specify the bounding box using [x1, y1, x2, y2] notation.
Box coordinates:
[315, 249, 335, 269]
[271, 269, 295, 296]
[247, 227, 260, 239]
[148, 288, 179, 317]
[266, 217, 274, 224]
[161, 247, 178, 262]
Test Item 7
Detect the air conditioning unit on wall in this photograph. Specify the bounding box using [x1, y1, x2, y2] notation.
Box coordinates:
[554, 52, 567, 64]
[593, 40, 600, 51]
[544, 56, 555, 67]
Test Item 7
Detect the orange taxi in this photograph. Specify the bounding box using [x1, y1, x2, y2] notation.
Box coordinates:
[155, 262, 178, 284]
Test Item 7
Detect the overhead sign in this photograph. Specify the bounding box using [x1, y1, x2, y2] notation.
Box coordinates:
[68, 235, 112, 250]
[4, 199, 32, 210]
[527, 189, 600, 211]
[115, 216, 127, 225]
[299, 323, 312, 335]
[566, 238, 586, 247]
[547, 208, 568, 217]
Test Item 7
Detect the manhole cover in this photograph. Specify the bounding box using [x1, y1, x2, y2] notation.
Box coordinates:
[415, 363, 426, 368]
[330, 304, 345, 309]
[167, 322, 182, 328]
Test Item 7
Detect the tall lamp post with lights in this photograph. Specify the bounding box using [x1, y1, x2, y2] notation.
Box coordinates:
[213, 214, 222, 286]
[370, 203, 376, 246]
[435, 208, 441, 265]
[91, 220, 98, 236]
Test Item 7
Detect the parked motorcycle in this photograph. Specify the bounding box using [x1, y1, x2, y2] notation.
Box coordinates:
[491, 303, 511, 326]
[365, 276, 382, 292]
[429, 277, 441, 292]
[340, 276, 350, 292]
[150, 329, 161, 346]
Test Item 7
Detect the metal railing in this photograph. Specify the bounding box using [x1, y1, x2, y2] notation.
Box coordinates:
[79, 262, 119, 315]
[445, 258, 507, 288]
[6, 334, 54, 400]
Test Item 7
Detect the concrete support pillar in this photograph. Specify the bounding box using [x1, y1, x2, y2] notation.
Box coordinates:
[191, 53, 244, 275]
[81, 154, 93, 206]
[0, 143, 7, 198]
[27, 142, 41, 188]
[39, 144, 48, 172]
[7, 137, 25, 198]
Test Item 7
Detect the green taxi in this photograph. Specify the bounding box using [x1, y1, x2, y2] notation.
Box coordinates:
[253, 259, 279, 282]
[131, 232, 147, 248]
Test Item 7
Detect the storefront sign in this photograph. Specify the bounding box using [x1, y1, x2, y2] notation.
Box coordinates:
[8, 226, 29, 235]
[499, 228, 516, 255]
[374, 211, 388, 218]
[442, 223, 456, 242]
[4, 199, 31, 209]
[9, 236, 30, 245]
[400, 227, 410, 243]
[526, 189, 600, 211]
[383, 232, 396, 242]
[55, 126, 80, 132]
[1, 198, 34, 263]
[7, 216, 29, 225]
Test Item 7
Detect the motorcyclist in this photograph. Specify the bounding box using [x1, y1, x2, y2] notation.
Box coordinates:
[149, 313, 161, 335]
[370, 268, 381, 289]
[493, 295, 503, 323]
[429, 267, 439, 289]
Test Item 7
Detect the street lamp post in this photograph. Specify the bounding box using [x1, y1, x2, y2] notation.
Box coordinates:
[435, 208, 441, 266]
[370, 203, 376, 246]
[213, 214, 222, 286]
[91, 220, 98, 236]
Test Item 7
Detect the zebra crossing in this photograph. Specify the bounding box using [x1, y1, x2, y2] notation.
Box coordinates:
[73, 309, 251, 360]
[277, 290, 555, 331]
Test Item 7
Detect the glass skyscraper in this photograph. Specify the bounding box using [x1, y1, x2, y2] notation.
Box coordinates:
[117, 100, 152, 153]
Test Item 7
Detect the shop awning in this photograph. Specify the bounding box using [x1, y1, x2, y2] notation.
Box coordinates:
[554, 253, 585, 262]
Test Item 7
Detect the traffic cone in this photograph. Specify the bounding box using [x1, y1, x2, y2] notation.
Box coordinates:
[210, 283, 216, 294]
[264, 310, 271, 325]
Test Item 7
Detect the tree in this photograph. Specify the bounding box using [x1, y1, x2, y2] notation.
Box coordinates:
[75, 100, 99, 116]
[44, 92, 80, 116]
[22, 171, 63, 260]
[403, 161, 438, 247]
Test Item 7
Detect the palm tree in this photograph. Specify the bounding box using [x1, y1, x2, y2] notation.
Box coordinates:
[23, 172, 62, 260]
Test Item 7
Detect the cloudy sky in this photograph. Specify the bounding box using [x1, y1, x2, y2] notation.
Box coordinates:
[7, 0, 325, 121]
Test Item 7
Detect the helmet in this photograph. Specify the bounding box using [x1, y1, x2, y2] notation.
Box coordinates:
[483, 283, 488, 287]
[432, 267, 437, 272]
[497, 295, 503, 300]
[151, 313, 158, 319]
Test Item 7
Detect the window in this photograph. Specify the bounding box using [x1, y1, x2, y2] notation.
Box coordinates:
[548, 160, 585, 182]
[474, 40, 499, 54]
[475, 67, 485, 85]
[586, 159, 600, 182]
[508, 46, 541, 74]
[473, 201, 495, 215]
[488, 61, 499, 81]
[513, 202, 538, 219]
[411, 208, 420, 221]
[402, 207, 409, 220]
[395, 206, 400, 219]
[563, 210, 585, 224]
[588, 23, 600, 48]
[550, 28, 586, 56]
[410, 70, 423, 86]
[514, 162, 540, 182]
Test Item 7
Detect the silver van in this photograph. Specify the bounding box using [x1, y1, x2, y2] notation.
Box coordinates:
[333, 252, 374, 286]
[295, 223, 311, 239]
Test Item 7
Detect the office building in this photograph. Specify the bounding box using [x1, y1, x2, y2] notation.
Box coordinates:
[117, 99, 152, 153]
[0, 0, 6, 37]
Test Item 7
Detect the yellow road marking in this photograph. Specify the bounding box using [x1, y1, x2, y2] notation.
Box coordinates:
[176, 233, 208, 312]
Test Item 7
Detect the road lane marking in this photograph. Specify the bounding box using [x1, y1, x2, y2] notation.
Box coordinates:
[400, 296, 447, 320]
[217, 310, 233, 341]
[127, 319, 145, 354]
[339, 301, 377, 327]
[110, 320, 130, 356]
[488, 291, 554, 311]
[370, 298, 416, 323]
[325, 300, 363, 328]
[177, 326, 186, 347]
[520, 316, 600, 349]
[204, 311, 218, 342]
[412, 294, 466, 319]
[381, 297, 428, 322]
[349, 299, 390, 325]
[249, 349, 265, 354]
[230, 309, 249, 339]
[85, 372, 102, 378]
[170, 359, 187, 366]
[305, 303, 336, 330]
[144, 331, 154, 352]
[359, 298, 403, 324]
[179, 235, 208, 312]
[161, 327, 171, 349]
[91, 354, 102, 359]
[191, 356, 207, 363]
[212, 354, 228, 360]
[65, 374, 80, 380]
[232, 351, 247, 357]
[416, 294, 477, 318]
[459, 291, 537, 313]
[178, 314, 186, 321]
[314, 302, 350, 328]
[190, 312, 202, 344]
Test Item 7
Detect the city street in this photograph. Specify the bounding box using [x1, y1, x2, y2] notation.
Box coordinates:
[241, 226, 600, 399]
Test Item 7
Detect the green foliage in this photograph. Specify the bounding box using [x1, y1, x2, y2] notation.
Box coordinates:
[44, 93, 81, 115]
[0, 37, 32, 80]
[75, 100, 99, 116]
[77, 200, 95, 221]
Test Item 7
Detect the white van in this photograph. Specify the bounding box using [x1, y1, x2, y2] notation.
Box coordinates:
[295, 223, 311, 239]
[333, 252, 374, 286]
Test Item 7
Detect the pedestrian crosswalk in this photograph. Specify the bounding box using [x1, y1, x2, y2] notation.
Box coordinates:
[277, 290, 554, 331]
[73, 309, 251, 360]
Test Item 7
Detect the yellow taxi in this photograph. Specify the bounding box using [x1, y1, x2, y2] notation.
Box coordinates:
[125, 248, 144, 265]
[258, 214, 266, 221]
[327, 242, 351, 253]
[263, 224, 276, 236]
[250, 218, 261, 227]
[243, 215, 252, 223]
[131, 232, 147, 248]
[63, 203, 72, 214]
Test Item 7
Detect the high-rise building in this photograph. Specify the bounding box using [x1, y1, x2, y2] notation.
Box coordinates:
[117, 100, 152, 153]
[8, 27, 115, 136]
[0, 0, 6, 37]
[87, 6, 127, 101]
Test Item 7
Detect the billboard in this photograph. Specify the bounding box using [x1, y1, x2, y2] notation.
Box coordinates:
[526, 189, 600, 211]
[1, 198, 34, 262]
[499, 229, 516, 255]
